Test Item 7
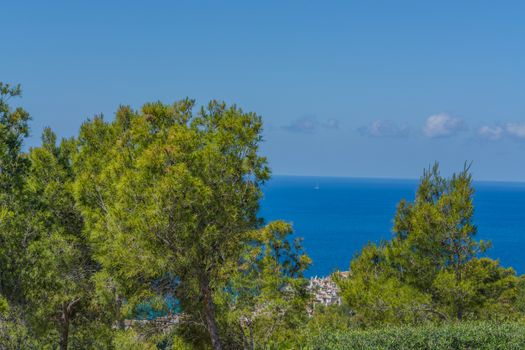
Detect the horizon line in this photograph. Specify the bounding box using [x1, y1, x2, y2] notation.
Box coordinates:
[271, 173, 525, 185]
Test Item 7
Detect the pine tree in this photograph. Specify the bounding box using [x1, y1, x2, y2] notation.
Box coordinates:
[73, 100, 290, 349]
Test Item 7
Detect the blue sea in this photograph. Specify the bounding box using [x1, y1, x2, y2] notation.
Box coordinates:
[260, 176, 525, 277]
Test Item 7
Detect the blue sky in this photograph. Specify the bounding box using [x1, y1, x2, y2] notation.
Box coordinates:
[3, 1, 525, 181]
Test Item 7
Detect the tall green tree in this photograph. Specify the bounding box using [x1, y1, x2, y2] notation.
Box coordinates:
[0, 83, 31, 301]
[0, 83, 110, 349]
[73, 100, 291, 349]
[338, 163, 520, 325]
[21, 130, 110, 349]
[0, 83, 37, 349]
[391, 163, 490, 319]
[392, 163, 487, 292]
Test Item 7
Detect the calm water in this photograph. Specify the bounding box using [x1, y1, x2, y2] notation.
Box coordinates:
[260, 176, 525, 277]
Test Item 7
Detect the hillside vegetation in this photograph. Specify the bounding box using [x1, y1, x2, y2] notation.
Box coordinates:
[303, 321, 525, 350]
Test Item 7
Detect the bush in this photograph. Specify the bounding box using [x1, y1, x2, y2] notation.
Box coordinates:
[302, 321, 525, 350]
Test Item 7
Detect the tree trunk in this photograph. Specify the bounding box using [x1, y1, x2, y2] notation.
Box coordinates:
[248, 321, 255, 350]
[59, 310, 69, 350]
[115, 293, 126, 330]
[457, 303, 463, 320]
[454, 260, 463, 321]
[200, 278, 222, 350]
[59, 298, 80, 350]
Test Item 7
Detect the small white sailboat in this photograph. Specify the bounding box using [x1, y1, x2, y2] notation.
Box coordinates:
[314, 182, 320, 190]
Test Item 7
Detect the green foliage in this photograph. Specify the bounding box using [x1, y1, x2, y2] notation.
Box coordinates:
[0, 87, 311, 349]
[337, 163, 521, 326]
[391, 163, 488, 292]
[0, 84, 44, 349]
[218, 221, 311, 349]
[0, 82, 30, 202]
[296, 304, 355, 345]
[0, 82, 31, 303]
[17, 130, 113, 348]
[73, 100, 308, 349]
[336, 244, 433, 326]
[516, 276, 525, 313]
[0, 297, 39, 349]
[302, 321, 525, 350]
[0, 84, 112, 349]
[432, 258, 519, 320]
[112, 329, 158, 350]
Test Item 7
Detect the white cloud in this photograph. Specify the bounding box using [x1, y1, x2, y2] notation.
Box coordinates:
[506, 123, 525, 139]
[283, 116, 318, 133]
[358, 120, 409, 138]
[478, 126, 504, 141]
[422, 113, 465, 138]
[283, 116, 340, 133]
[323, 119, 340, 130]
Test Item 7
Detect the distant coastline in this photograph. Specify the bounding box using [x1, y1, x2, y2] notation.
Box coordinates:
[271, 174, 525, 186]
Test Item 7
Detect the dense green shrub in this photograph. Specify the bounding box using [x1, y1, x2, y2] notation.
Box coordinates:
[302, 321, 525, 350]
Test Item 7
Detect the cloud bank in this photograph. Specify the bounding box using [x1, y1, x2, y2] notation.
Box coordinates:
[283, 116, 340, 133]
[477, 126, 504, 141]
[282, 113, 525, 142]
[506, 123, 525, 139]
[358, 120, 410, 138]
[422, 113, 465, 138]
[476, 123, 525, 141]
